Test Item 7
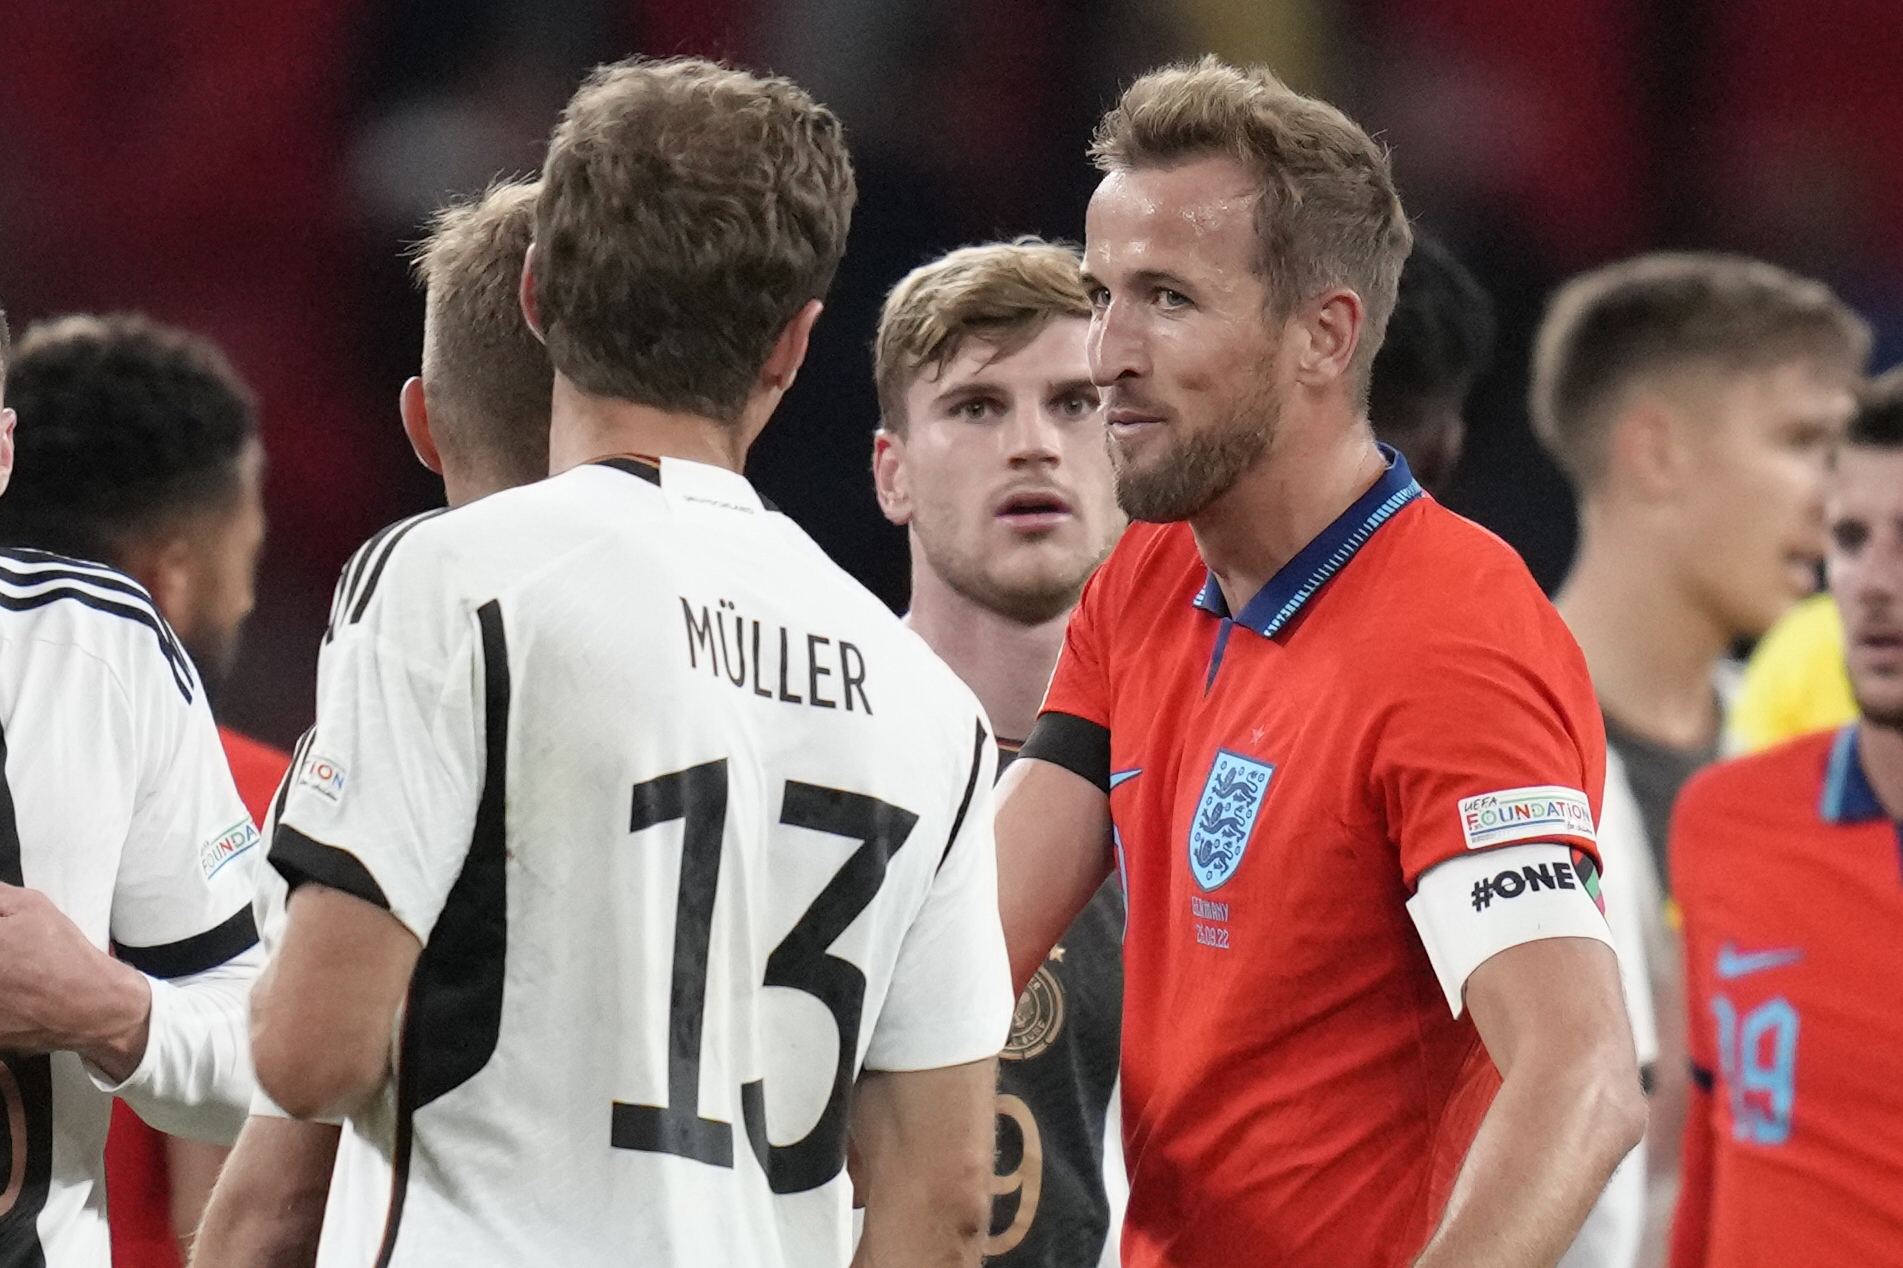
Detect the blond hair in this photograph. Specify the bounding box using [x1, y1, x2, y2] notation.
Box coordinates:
[1090, 56, 1412, 387]
[412, 179, 551, 487]
[874, 238, 1091, 432]
[534, 57, 856, 423]
[1531, 253, 1871, 489]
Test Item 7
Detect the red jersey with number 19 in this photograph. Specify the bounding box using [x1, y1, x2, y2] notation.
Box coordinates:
[1024, 450, 1608, 1267]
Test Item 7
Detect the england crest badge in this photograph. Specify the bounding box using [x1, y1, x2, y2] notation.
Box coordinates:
[1188, 749, 1274, 890]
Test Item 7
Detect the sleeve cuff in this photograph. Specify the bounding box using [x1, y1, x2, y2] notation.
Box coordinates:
[1018, 711, 1111, 794]
[85, 975, 178, 1096]
[1406, 841, 1615, 1018]
[115, 906, 259, 979]
[270, 823, 390, 910]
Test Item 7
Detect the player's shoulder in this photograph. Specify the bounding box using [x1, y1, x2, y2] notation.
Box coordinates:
[0, 545, 198, 702]
[1679, 728, 1834, 825]
[325, 509, 451, 641]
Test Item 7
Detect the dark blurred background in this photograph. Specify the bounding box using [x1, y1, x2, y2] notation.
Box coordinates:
[3, 0, 1900, 747]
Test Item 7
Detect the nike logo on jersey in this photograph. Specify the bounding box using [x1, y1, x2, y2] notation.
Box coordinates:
[1109, 769, 1143, 789]
[1715, 943, 1804, 980]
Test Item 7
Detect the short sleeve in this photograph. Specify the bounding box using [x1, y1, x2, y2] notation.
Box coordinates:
[1373, 635, 1604, 890]
[111, 651, 262, 977]
[864, 731, 1013, 1071]
[1036, 566, 1111, 731]
[1021, 566, 1113, 792]
[269, 538, 487, 946]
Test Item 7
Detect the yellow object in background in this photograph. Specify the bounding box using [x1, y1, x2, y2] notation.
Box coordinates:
[1729, 593, 1857, 752]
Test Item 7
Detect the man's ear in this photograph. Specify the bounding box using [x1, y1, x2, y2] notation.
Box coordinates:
[1291, 288, 1365, 390]
[871, 427, 913, 526]
[0, 408, 15, 498]
[399, 377, 443, 475]
[761, 299, 824, 396]
[519, 245, 546, 344]
[1606, 397, 1685, 502]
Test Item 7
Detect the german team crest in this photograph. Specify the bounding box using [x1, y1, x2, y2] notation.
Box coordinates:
[1188, 750, 1274, 891]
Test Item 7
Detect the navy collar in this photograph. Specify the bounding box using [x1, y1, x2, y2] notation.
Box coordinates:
[1192, 444, 1423, 637]
[1820, 724, 1888, 824]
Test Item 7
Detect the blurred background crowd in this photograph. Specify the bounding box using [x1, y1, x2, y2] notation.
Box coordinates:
[2, 0, 1900, 748]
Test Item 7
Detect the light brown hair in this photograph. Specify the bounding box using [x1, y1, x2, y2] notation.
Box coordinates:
[874, 237, 1092, 433]
[412, 180, 552, 487]
[1532, 252, 1872, 489]
[534, 57, 856, 423]
[1089, 56, 1412, 387]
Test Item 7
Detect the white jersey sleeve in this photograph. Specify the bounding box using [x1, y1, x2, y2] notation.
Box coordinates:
[270, 534, 485, 943]
[109, 623, 262, 967]
[863, 726, 1013, 1072]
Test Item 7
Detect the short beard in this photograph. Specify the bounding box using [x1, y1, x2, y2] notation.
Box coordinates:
[1110, 377, 1279, 524]
[1853, 691, 1903, 733]
[921, 539, 1088, 626]
[182, 628, 242, 708]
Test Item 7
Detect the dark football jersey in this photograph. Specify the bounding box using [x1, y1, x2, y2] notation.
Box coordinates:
[988, 745, 1124, 1266]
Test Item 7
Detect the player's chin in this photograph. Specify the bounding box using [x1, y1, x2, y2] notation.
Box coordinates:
[973, 556, 1090, 624]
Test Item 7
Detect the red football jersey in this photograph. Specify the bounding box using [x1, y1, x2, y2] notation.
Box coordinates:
[105, 726, 287, 1268]
[1670, 725, 1903, 1268]
[1029, 455, 1605, 1267]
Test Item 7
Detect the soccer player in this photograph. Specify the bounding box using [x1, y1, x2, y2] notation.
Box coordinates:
[251, 58, 1012, 1267]
[190, 177, 553, 1268]
[995, 59, 1646, 1268]
[1531, 254, 1867, 1265]
[1668, 366, 1903, 1267]
[1367, 231, 1495, 499]
[0, 311, 287, 1267]
[0, 308, 261, 1267]
[869, 239, 1125, 1265]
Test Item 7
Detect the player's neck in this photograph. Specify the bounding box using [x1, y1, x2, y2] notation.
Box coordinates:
[1556, 508, 1728, 752]
[1857, 719, 1903, 820]
[547, 374, 757, 475]
[1188, 416, 1386, 616]
[903, 547, 1069, 746]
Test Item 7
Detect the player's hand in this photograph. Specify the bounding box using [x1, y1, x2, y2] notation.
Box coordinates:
[0, 882, 150, 1080]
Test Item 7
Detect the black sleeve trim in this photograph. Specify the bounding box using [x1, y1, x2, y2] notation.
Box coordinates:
[115, 905, 259, 979]
[1017, 711, 1111, 794]
[270, 823, 391, 911]
[1689, 1061, 1714, 1094]
[938, 719, 990, 872]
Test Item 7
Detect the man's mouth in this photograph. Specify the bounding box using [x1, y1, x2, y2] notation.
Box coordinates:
[1106, 407, 1167, 443]
[994, 489, 1074, 532]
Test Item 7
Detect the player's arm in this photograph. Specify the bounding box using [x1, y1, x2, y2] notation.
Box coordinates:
[1412, 936, 1647, 1268]
[999, 723, 1114, 994]
[191, 1116, 342, 1268]
[251, 885, 420, 1119]
[850, 1057, 997, 1267]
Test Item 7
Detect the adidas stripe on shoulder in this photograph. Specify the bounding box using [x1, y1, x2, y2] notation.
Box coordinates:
[325, 510, 447, 642]
[0, 548, 197, 701]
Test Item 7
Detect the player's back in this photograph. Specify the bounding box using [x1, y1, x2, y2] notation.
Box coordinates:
[285, 457, 1010, 1268]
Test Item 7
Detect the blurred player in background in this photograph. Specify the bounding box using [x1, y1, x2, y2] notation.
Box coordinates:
[1728, 592, 1856, 752]
[192, 177, 551, 1268]
[252, 58, 1012, 1267]
[1532, 254, 1867, 1266]
[0, 308, 261, 1267]
[998, 59, 1642, 1268]
[1366, 231, 1495, 499]
[0, 313, 285, 1266]
[1669, 367, 1903, 1268]
[871, 239, 1125, 1266]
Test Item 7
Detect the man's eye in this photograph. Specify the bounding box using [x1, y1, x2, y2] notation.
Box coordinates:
[1157, 288, 1190, 309]
[1832, 521, 1869, 553]
[1087, 286, 1111, 309]
[956, 399, 993, 420]
[1054, 392, 1099, 417]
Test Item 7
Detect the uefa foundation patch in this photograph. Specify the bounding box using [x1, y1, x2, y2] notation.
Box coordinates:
[297, 751, 349, 803]
[1457, 786, 1594, 851]
[200, 818, 261, 880]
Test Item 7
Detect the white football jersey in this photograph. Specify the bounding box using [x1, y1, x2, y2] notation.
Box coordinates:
[0, 549, 261, 1267]
[273, 457, 1014, 1268]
